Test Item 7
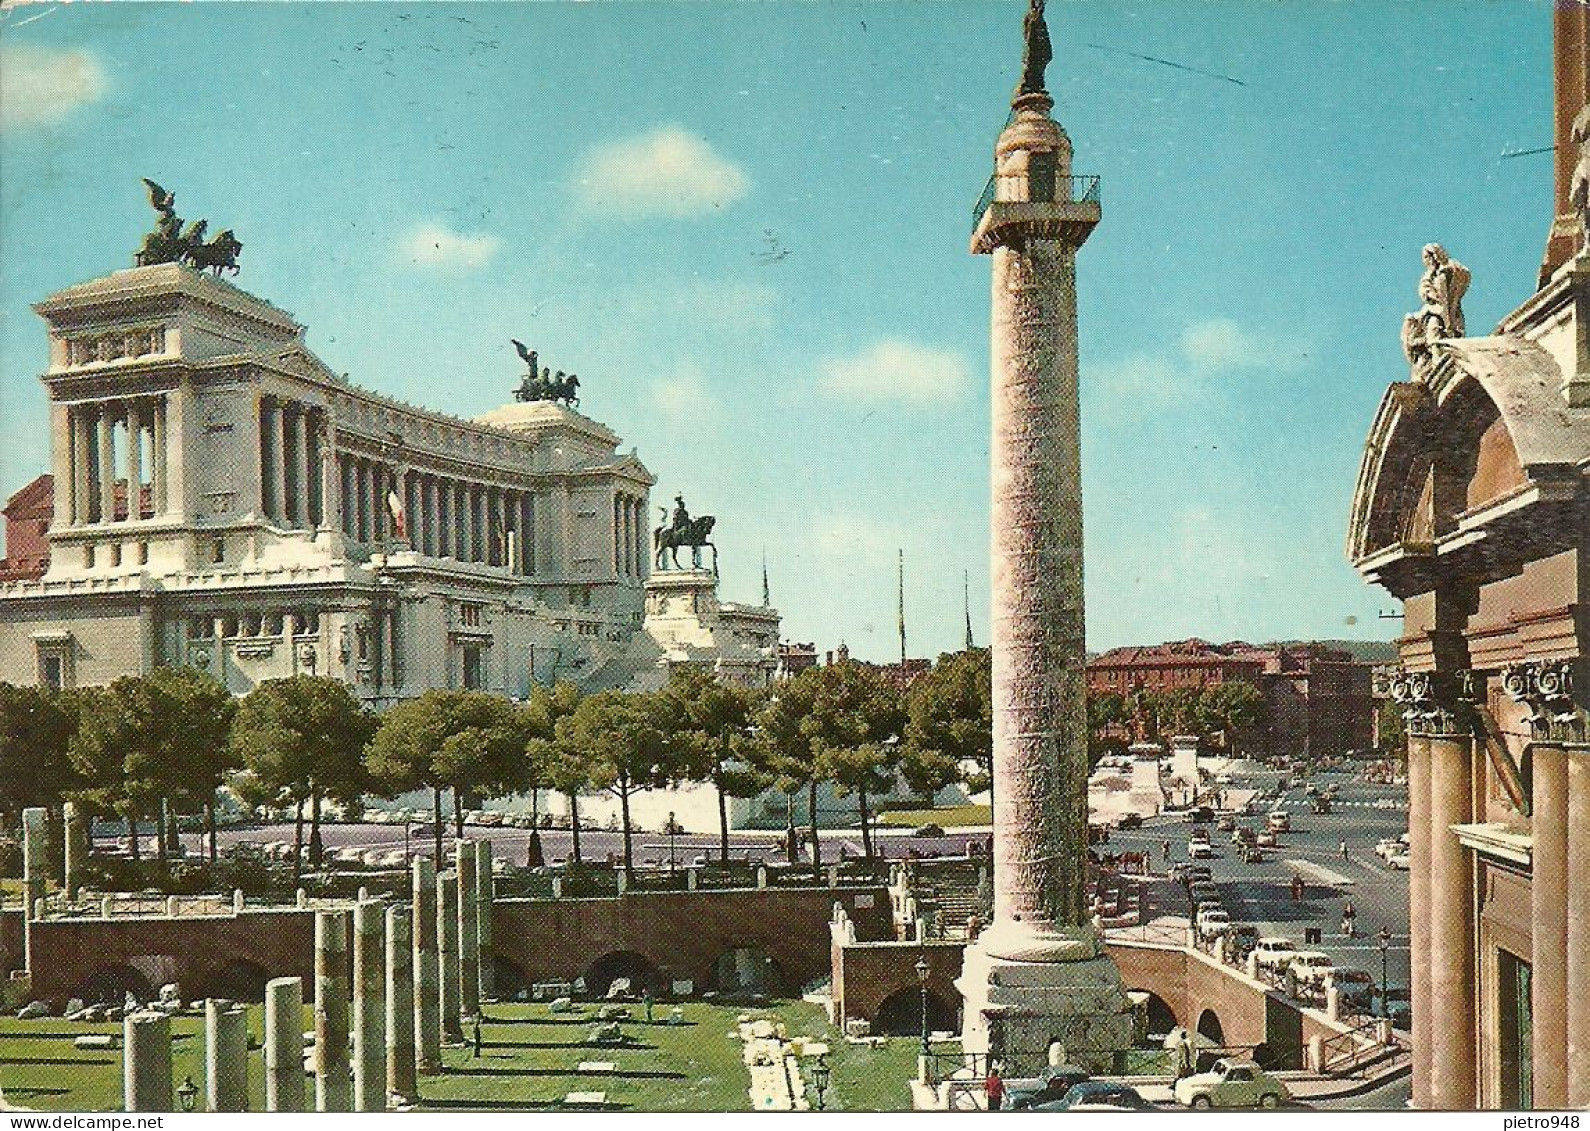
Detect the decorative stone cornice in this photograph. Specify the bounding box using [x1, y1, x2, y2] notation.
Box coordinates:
[1387, 668, 1479, 737]
[1501, 660, 1587, 743]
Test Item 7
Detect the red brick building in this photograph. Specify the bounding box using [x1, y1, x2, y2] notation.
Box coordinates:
[0, 474, 53, 582]
[1086, 638, 1374, 759]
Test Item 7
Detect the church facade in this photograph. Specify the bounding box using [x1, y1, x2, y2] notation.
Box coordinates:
[0, 262, 779, 701]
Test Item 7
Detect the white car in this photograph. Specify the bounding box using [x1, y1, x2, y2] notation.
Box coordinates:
[1387, 852, 1410, 870]
[1374, 838, 1401, 861]
[1173, 1059, 1289, 1110]
[1189, 841, 1216, 859]
[1287, 951, 1335, 986]
[1266, 811, 1291, 832]
[1253, 937, 1297, 971]
[1198, 909, 1232, 938]
[1373, 797, 1399, 810]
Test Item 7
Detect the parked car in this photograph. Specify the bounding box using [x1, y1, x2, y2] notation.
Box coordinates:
[915, 823, 946, 837]
[1189, 841, 1216, 860]
[1173, 1059, 1289, 1109]
[1374, 837, 1401, 861]
[1004, 1064, 1091, 1110]
[1034, 1081, 1154, 1112]
[1190, 881, 1219, 903]
[1253, 937, 1297, 972]
[1287, 951, 1336, 987]
[1115, 813, 1143, 830]
[1197, 909, 1232, 938]
[1190, 806, 1216, 823]
[1256, 830, 1278, 848]
[1377, 987, 1412, 1030]
[1327, 969, 1377, 1012]
[1232, 826, 1255, 845]
[1216, 814, 1237, 832]
[1387, 852, 1410, 870]
[1224, 924, 1260, 961]
[1239, 845, 1266, 864]
[1266, 811, 1291, 832]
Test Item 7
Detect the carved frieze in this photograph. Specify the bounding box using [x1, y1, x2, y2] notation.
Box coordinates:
[1501, 660, 1586, 742]
[1388, 667, 1478, 736]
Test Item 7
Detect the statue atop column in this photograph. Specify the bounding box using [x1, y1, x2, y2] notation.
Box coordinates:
[511, 341, 581, 407]
[1016, 0, 1052, 99]
[652, 493, 716, 571]
[1400, 243, 1470, 383]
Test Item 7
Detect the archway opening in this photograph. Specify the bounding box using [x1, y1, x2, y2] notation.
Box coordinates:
[80, 965, 153, 1006]
[195, 959, 271, 1003]
[1130, 989, 1179, 1040]
[872, 986, 957, 1037]
[586, 950, 663, 999]
[1196, 1008, 1225, 1045]
[492, 956, 531, 1001]
[712, 946, 786, 999]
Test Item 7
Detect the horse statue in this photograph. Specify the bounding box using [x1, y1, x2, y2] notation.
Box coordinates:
[511, 342, 581, 407]
[550, 371, 580, 407]
[184, 229, 243, 276]
[654, 510, 716, 571]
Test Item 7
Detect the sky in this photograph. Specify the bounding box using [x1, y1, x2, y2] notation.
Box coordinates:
[0, 1, 1553, 662]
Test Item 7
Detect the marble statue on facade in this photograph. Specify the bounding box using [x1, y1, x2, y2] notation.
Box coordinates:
[1400, 243, 1469, 382]
[1572, 103, 1590, 242]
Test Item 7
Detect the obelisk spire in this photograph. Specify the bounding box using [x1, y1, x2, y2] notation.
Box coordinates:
[964, 570, 975, 651]
[896, 549, 907, 668]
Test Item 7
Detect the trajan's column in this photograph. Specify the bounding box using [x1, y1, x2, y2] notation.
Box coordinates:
[955, 0, 1136, 1073]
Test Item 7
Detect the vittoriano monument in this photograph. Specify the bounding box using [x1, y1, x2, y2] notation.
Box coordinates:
[653, 493, 716, 572]
[955, 0, 1137, 1073]
[511, 340, 582, 407]
[133, 179, 243, 275]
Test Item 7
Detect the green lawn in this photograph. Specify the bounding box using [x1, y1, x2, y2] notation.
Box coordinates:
[0, 1000, 929, 1112]
[878, 804, 992, 829]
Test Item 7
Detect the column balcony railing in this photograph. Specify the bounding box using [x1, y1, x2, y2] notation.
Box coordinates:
[972, 173, 1101, 231]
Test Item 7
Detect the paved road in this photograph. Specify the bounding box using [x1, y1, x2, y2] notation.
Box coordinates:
[1107, 769, 1411, 998]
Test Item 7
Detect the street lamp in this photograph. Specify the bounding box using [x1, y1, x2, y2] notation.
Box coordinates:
[668, 810, 678, 872]
[176, 1074, 199, 1112]
[1377, 926, 1393, 1018]
[809, 1052, 831, 1111]
[916, 954, 932, 1058]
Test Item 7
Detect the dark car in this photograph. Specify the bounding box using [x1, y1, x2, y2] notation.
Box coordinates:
[1115, 813, 1144, 830]
[1190, 806, 1216, 823]
[1032, 1081, 1156, 1112]
[1003, 1065, 1090, 1110]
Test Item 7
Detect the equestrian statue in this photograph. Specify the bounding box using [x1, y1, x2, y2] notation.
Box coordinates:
[654, 494, 716, 571]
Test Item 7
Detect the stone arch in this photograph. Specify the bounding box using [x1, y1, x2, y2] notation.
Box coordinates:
[1129, 989, 1179, 1038]
[872, 986, 957, 1037]
[492, 955, 532, 1001]
[80, 964, 153, 1005]
[585, 950, 665, 998]
[1196, 1007, 1225, 1044]
[194, 958, 272, 1003]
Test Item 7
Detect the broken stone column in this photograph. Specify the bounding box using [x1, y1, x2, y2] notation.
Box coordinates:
[474, 839, 494, 1001]
[455, 841, 480, 1017]
[205, 998, 250, 1111]
[315, 909, 352, 1112]
[232, 889, 246, 914]
[438, 869, 463, 1042]
[386, 904, 416, 1104]
[265, 976, 306, 1112]
[352, 900, 387, 1112]
[21, 807, 47, 971]
[412, 857, 441, 1073]
[63, 800, 88, 900]
[166, 895, 181, 917]
[102, 895, 114, 918]
[123, 1010, 174, 1112]
[296, 888, 309, 909]
[551, 875, 564, 899]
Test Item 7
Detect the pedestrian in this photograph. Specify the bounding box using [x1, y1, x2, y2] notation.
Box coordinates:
[1340, 839, 1349, 861]
[471, 1014, 483, 1058]
[1342, 900, 1357, 938]
[984, 1064, 1005, 1111]
[1161, 839, 1171, 861]
[643, 988, 654, 1024]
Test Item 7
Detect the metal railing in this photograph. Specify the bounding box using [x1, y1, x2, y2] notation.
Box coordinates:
[973, 173, 1103, 230]
[1319, 1019, 1396, 1077]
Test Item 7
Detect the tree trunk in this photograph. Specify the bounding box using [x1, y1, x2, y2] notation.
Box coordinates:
[568, 793, 583, 863]
[432, 788, 444, 863]
[293, 800, 305, 887]
[619, 785, 634, 880]
[156, 799, 170, 864]
[859, 783, 872, 859]
[206, 794, 218, 863]
[784, 791, 798, 866]
[808, 779, 821, 874]
[715, 771, 731, 865]
[128, 806, 141, 863]
[308, 786, 324, 868]
[452, 789, 465, 840]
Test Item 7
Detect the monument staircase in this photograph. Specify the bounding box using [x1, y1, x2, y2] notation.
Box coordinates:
[890, 859, 988, 940]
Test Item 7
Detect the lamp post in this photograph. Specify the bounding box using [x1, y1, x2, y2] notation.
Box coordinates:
[1377, 926, 1392, 1018]
[177, 1075, 199, 1112]
[668, 811, 678, 872]
[916, 954, 932, 1058]
[810, 1052, 830, 1111]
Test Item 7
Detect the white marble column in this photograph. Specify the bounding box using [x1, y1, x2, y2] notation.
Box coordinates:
[151, 397, 168, 515]
[269, 399, 287, 525]
[68, 405, 88, 524]
[458, 483, 473, 562]
[1426, 733, 1476, 1109]
[125, 402, 143, 520]
[97, 404, 116, 524]
[1531, 744, 1569, 1109]
[523, 494, 536, 574]
[295, 406, 313, 528]
[341, 456, 356, 539]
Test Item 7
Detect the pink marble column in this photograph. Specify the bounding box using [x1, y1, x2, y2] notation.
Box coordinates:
[1566, 749, 1590, 1108]
[1427, 733, 1476, 1109]
[1531, 744, 1569, 1109]
[1406, 734, 1433, 1108]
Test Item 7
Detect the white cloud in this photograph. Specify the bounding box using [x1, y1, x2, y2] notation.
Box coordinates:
[1181, 318, 1309, 372]
[816, 339, 970, 403]
[397, 223, 500, 270]
[0, 45, 106, 129]
[575, 126, 748, 218]
[649, 364, 715, 426]
[1091, 318, 1311, 412]
[1089, 354, 1187, 407]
